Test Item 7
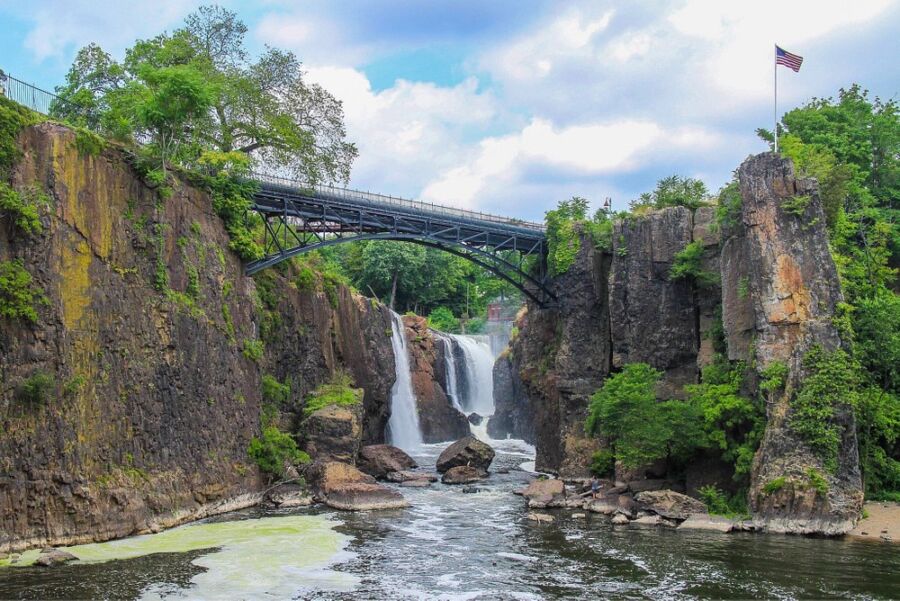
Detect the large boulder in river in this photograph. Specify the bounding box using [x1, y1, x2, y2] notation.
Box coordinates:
[357, 444, 417, 479]
[436, 436, 495, 473]
[441, 465, 487, 485]
[34, 548, 77, 567]
[306, 460, 409, 511]
[634, 490, 707, 521]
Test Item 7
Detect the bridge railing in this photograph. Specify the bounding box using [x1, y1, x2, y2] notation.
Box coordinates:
[250, 172, 546, 232]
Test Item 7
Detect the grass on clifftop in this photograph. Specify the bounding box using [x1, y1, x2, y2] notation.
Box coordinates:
[302, 371, 362, 418]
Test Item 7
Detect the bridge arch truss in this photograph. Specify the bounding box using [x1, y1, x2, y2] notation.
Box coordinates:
[245, 177, 556, 307]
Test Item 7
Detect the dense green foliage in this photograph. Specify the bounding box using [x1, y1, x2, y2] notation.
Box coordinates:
[789, 346, 860, 472]
[427, 306, 460, 333]
[53, 5, 356, 184]
[0, 260, 46, 323]
[586, 356, 763, 481]
[545, 196, 613, 275]
[856, 387, 900, 500]
[247, 426, 310, 478]
[684, 359, 764, 477]
[630, 175, 709, 212]
[262, 374, 291, 405]
[0, 183, 43, 235]
[0, 96, 41, 178]
[318, 240, 515, 326]
[302, 372, 362, 418]
[669, 240, 719, 288]
[585, 364, 692, 468]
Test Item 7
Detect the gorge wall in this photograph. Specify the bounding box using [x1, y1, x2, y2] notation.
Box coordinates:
[0, 123, 397, 553]
[494, 152, 863, 534]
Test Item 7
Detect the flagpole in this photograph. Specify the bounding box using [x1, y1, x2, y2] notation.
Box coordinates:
[774, 44, 778, 153]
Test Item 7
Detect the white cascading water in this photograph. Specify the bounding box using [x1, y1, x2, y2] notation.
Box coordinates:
[386, 311, 423, 452]
[441, 336, 463, 412]
[451, 335, 495, 417]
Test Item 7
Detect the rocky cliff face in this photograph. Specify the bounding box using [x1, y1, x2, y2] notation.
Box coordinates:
[733, 154, 862, 535]
[402, 316, 469, 443]
[497, 229, 608, 476]
[500, 152, 863, 532]
[0, 123, 396, 552]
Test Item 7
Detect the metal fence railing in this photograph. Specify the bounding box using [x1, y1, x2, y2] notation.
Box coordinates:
[0, 70, 90, 120]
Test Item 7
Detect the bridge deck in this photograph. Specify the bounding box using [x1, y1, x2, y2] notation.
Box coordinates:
[250, 173, 546, 254]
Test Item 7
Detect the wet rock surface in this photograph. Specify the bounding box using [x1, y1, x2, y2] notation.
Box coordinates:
[306, 461, 408, 511]
[356, 445, 417, 480]
[436, 436, 495, 473]
[34, 548, 78, 567]
[634, 490, 708, 521]
[441, 465, 488, 485]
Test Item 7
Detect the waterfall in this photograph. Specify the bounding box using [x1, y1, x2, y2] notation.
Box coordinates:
[443, 334, 495, 417]
[386, 312, 423, 452]
[441, 336, 463, 411]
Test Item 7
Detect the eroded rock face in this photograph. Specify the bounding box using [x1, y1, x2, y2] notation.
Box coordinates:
[302, 400, 363, 463]
[610, 206, 699, 399]
[306, 461, 408, 511]
[733, 153, 862, 535]
[0, 123, 397, 553]
[488, 353, 535, 443]
[356, 444, 417, 479]
[436, 436, 495, 473]
[402, 316, 470, 443]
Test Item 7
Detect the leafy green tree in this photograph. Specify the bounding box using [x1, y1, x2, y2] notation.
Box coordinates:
[630, 175, 709, 211]
[133, 65, 213, 178]
[54, 4, 356, 184]
[427, 306, 460, 333]
[585, 363, 697, 468]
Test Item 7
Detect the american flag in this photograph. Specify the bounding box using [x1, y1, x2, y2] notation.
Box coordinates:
[776, 46, 803, 72]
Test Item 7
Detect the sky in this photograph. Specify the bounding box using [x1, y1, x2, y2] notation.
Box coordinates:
[1, 0, 897, 220]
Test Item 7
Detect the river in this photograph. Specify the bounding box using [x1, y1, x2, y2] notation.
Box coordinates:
[1, 328, 898, 600]
[1, 434, 898, 600]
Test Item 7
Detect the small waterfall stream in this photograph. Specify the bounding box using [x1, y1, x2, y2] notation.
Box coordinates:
[386, 312, 423, 452]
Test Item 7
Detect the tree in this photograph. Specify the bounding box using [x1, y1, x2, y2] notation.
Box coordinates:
[132, 65, 213, 178]
[585, 363, 694, 468]
[54, 4, 357, 184]
[630, 175, 709, 211]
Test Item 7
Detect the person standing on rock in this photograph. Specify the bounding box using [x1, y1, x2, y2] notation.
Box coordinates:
[591, 478, 601, 498]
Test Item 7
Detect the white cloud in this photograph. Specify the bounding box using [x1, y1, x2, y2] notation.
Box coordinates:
[479, 9, 614, 81]
[304, 66, 497, 198]
[420, 118, 721, 209]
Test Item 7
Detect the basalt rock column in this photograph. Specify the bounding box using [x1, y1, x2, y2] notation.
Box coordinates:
[733, 153, 862, 534]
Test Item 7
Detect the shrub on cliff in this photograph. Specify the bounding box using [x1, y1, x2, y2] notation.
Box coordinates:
[629, 175, 709, 212]
[545, 197, 612, 275]
[669, 240, 719, 288]
[0, 260, 46, 323]
[248, 426, 310, 478]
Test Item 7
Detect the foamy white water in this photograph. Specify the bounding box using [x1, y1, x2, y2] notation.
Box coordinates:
[445, 333, 495, 417]
[387, 311, 423, 452]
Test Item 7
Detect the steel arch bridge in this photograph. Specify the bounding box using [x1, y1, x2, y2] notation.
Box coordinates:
[245, 174, 556, 307]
